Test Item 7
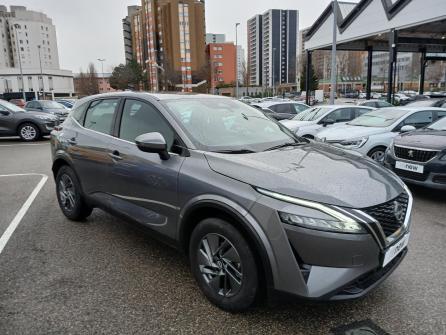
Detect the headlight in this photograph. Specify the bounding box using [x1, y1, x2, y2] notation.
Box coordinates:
[256, 188, 367, 234]
[340, 137, 368, 148]
[279, 212, 366, 234]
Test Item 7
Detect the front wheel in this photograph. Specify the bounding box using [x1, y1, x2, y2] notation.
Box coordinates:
[18, 123, 40, 141]
[56, 166, 92, 221]
[189, 218, 259, 312]
[368, 146, 387, 163]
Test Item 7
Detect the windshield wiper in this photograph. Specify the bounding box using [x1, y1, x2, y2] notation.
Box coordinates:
[264, 142, 304, 152]
[213, 149, 256, 154]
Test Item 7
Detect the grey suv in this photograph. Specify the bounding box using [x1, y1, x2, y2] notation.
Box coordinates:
[0, 99, 58, 141]
[51, 93, 413, 311]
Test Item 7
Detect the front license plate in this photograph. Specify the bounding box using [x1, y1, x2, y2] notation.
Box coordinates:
[395, 161, 424, 174]
[383, 233, 410, 267]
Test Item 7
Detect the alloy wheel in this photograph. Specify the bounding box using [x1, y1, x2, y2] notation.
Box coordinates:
[59, 174, 76, 212]
[197, 233, 243, 297]
[20, 125, 37, 140]
[370, 150, 385, 163]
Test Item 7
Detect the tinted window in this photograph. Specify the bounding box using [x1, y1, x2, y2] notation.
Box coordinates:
[292, 104, 309, 113]
[437, 110, 446, 119]
[119, 99, 174, 149]
[355, 108, 370, 117]
[84, 99, 119, 134]
[403, 111, 433, 128]
[271, 104, 291, 114]
[325, 108, 352, 122]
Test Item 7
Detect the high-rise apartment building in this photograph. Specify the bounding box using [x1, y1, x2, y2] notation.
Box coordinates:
[206, 33, 225, 44]
[206, 42, 236, 90]
[247, 9, 299, 89]
[124, 0, 206, 92]
[247, 15, 262, 87]
[122, 6, 141, 64]
[0, 6, 74, 98]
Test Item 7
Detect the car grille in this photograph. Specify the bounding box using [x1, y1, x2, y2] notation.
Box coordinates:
[363, 193, 409, 237]
[393, 168, 429, 182]
[394, 145, 438, 162]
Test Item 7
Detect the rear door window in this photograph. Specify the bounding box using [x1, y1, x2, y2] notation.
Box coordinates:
[325, 108, 352, 123]
[84, 99, 120, 135]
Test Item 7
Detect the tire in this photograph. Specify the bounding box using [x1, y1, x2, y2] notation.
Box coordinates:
[189, 218, 259, 312]
[55, 165, 92, 221]
[368, 146, 387, 163]
[18, 123, 40, 141]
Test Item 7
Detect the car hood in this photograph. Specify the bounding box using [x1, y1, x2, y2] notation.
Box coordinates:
[45, 108, 69, 116]
[395, 129, 446, 150]
[204, 143, 404, 208]
[317, 125, 387, 140]
[22, 111, 57, 119]
[280, 120, 314, 130]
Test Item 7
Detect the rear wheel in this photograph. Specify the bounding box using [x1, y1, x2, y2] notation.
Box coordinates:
[368, 146, 387, 163]
[56, 166, 92, 221]
[189, 218, 259, 312]
[18, 123, 40, 141]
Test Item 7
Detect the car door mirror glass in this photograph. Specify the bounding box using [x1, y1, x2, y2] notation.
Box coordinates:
[400, 125, 416, 133]
[135, 132, 170, 160]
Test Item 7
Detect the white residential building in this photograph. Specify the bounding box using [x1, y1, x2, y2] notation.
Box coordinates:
[237, 45, 245, 85]
[0, 5, 74, 98]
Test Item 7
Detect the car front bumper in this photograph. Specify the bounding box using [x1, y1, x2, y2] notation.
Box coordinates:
[249, 195, 410, 301]
[384, 151, 446, 190]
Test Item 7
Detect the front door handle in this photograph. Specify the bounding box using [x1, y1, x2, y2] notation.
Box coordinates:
[109, 150, 123, 161]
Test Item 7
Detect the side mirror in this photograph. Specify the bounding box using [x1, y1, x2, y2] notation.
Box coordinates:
[0, 110, 10, 116]
[135, 132, 170, 160]
[400, 125, 416, 133]
[321, 119, 335, 127]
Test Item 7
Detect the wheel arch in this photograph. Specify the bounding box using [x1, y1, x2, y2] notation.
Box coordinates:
[178, 197, 276, 292]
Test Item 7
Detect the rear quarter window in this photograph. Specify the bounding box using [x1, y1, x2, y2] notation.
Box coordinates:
[70, 103, 88, 124]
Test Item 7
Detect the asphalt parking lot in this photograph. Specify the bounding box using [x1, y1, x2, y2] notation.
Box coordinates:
[0, 138, 445, 335]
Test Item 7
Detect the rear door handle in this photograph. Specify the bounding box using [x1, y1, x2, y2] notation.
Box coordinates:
[109, 150, 123, 161]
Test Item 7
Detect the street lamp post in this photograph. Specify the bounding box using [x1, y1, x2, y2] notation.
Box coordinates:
[37, 45, 44, 100]
[235, 22, 240, 99]
[13, 24, 26, 101]
[330, 0, 338, 104]
[97, 58, 106, 92]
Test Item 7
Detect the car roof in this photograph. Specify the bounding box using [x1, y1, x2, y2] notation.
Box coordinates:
[255, 101, 306, 107]
[78, 91, 230, 102]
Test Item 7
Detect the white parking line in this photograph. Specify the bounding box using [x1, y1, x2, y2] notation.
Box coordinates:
[0, 173, 48, 255]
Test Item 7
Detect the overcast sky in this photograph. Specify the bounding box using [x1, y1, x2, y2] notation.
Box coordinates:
[2, 0, 334, 72]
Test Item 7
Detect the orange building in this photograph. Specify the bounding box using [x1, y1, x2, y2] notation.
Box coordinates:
[206, 42, 236, 91]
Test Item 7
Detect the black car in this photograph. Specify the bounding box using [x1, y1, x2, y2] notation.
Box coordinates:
[25, 100, 70, 122]
[0, 99, 59, 141]
[385, 117, 446, 189]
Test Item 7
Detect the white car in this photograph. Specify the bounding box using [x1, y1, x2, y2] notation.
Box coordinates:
[251, 101, 310, 121]
[315, 107, 446, 162]
[280, 105, 374, 139]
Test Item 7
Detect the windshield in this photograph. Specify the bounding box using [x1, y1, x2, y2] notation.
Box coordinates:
[0, 100, 26, 112]
[427, 117, 446, 131]
[40, 101, 65, 109]
[293, 107, 332, 121]
[162, 98, 300, 152]
[348, 108, 408, 127]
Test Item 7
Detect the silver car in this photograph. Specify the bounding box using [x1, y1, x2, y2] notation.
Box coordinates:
[51, 92, 412, 312]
